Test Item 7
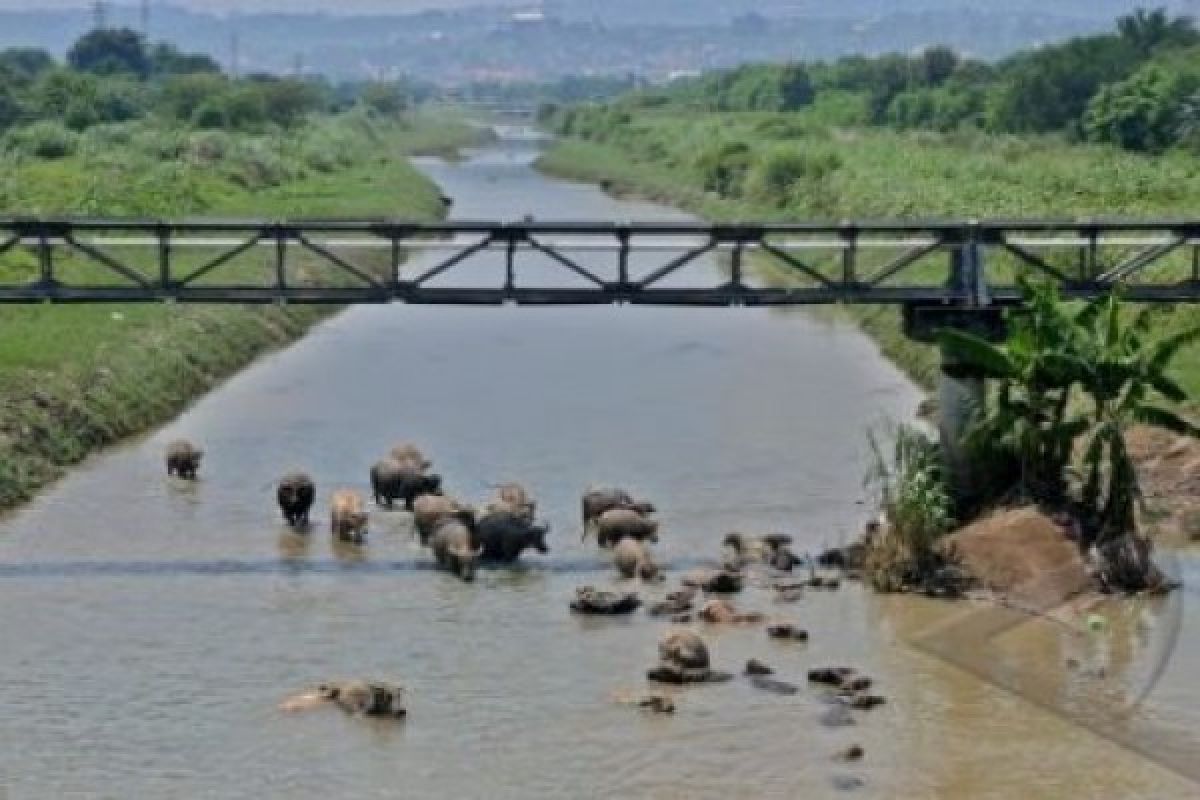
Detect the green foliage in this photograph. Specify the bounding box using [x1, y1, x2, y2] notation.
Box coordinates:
[744, 148, 841, 208]
[3, 120, 78, 159]
[1084, 60, 1200, 152]
[940, 282, 1200, 542]
[359, 82, 408, 116]
[1073, 296, 1200, 541]
[67, 28, 150, 78]
[864, 423, 956, 591]
[694, 141, 753, 197]
[939, 280, 1091, 506]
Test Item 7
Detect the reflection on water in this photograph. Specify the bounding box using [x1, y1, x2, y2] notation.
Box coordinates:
[0, 131, 1196, 799]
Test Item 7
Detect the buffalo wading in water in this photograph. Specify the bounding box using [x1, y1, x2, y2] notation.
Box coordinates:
[330, 489, 369, 544]
[389, 443, 433, 472]
[370, 457, 442, 510]
[484, 482, 537, 523]
[280, 681, 407, 718]
[276, 472, 315, 528]
[430, 510, 483, 582]
[413, 493, 472, 545]
[613, 537, 660, 581]
[475, 510, 549, 563]
[165, 439, 203, 479]
[581, 487, 656, 539]
[594, 508, 659, 549]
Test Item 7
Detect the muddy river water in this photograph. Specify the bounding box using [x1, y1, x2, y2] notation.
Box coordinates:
[0, 130, 1197, 798]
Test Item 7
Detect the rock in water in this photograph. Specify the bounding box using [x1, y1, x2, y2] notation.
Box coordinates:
[749, 676, 798, 695]
[744, 659, 774, 676]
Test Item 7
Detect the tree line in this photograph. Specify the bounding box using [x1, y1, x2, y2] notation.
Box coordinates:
[0, 27, 426, 157]
[578, 7, 1200, 155]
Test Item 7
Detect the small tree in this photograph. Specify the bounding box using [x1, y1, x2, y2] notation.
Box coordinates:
[67, 29, 150, 79]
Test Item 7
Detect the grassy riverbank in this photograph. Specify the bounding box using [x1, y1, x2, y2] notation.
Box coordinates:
[0, 111, 485, 508]
[537, 114, 1200, 400]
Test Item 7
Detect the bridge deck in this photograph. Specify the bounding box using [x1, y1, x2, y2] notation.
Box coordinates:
[0, 217, 1197, 307]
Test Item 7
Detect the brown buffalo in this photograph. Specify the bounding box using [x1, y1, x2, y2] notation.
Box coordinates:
[581, 487, 656, 537]
[430, 512, 482, 582]
[330, 489, 368, 544]
[484, 482, 536, 523]
[594, 508, 659, 548]
[280, 681, 406, 717]
[413, 494, 472, 545]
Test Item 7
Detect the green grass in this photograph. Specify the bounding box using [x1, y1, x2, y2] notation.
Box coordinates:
[0, 111, 487, 508]
[538, 110, 1200, 404]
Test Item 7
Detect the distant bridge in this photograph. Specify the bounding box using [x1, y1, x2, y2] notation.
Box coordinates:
[2, 217, 1199, 339]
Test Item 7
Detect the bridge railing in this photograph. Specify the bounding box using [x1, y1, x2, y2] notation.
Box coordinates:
[0, 218, 1197, 308]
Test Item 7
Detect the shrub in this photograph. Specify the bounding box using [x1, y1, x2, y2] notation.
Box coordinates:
[3, 121, 78, 159]
[863, 423, 956, 591]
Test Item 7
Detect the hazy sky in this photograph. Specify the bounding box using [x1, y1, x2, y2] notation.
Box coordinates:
[0, 1, 518, 11]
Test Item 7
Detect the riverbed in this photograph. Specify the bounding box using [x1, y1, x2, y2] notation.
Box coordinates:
[0, 130, 1196, 799]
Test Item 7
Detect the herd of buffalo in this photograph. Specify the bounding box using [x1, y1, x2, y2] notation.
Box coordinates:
[166, 436, 882, 771]
[165, 438, 664, 582]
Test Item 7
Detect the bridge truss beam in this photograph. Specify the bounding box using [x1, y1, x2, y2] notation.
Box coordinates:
[0, 218, 1198, 314]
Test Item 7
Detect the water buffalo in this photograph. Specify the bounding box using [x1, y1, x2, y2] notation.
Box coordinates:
[430, 511, 482, 582]
[613, 538, 660, 580]
[370, 458, 442, 510]
[594, 508, 659, 548]
[165, 439, 203, 479]
[570, 585, 641, 614]
[484, 482, 536, 523]
[330, 489, 368, 544]
[280, 681, 406, 718]
[647, 629, 731, 684]
[389, 443, 432, 472]
[276, 472, 315, 528]
[413, 494, 472, 545]
[723, 533, 800, 571]
[698, 598, 764, 625]
[475, 511, 549, 564]
[581, 487, 655, 537]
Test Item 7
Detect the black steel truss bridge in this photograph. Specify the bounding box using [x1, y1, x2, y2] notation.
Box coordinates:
[2, 217, 1199, 336]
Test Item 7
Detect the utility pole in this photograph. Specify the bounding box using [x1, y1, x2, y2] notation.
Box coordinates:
[140, 0, 151, 38]
[91, 0, 108, 30]
[292, 52, 305, 78]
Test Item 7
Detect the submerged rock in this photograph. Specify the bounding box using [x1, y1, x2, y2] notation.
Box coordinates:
[749, 676, 798, 695]
[819, 706, 857, 728]
[648, 588, 696, 617]
[767, 623, 809, 641]
[834, 744, 865, 762]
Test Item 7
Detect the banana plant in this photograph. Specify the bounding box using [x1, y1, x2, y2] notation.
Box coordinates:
[937, 279, 1090, 505]
[1073, 294, 1200, 542]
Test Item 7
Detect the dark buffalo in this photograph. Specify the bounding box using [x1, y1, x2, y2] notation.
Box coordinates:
[475, 511, 549, 564]
[277, 472, 315, 528]
[370, 458, 442, 510]
[165, 439, 203, 479]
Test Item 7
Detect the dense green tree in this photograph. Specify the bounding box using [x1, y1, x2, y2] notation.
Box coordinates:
[0, 84, 22, 131]
[1083, 64, 1197, 152]
[67, 28, 150, 79]
[915, 46, 960, 87]
[0, 48, 55, 85]
[1117, 8, 1198, 55]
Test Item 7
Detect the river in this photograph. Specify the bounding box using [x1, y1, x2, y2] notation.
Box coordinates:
[0, 130, 1196, 799]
